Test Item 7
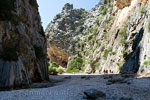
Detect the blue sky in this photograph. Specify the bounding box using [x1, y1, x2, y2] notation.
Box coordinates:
[37, 0, 100, 29]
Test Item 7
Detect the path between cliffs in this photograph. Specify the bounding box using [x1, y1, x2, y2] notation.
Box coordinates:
[0, 74, 150, 100]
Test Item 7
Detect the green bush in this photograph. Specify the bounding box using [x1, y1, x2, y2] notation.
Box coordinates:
[68, 57, 84, 69]
[91, 27, 98, 35]
[57, 68, 64, 74]
[118, 64, 122, 72]
[65, 67, 79, 73]
[103, 47, 112, 59]
[34, 45, 46, 58]
[148, 23, 150, 32]
[95, 18, 99, 25]
[48, 66, 58, 75]
[120, 38, 126, 45]
[104, 17, 112, 23]
[118, 62, 124, 72]
[140, 9, 145, 13]
[119, 27, 127, 36]
[66, 57, 84, 73]
[144, 61, 150, 66]
[51, 62, 59, 68]
[103, 49, 109, 58]
[101, 8, 108, 15]
[110, 51, 116, 55]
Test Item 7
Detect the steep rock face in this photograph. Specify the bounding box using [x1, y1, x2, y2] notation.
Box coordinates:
[0, 0, 48, 89]
[115, 0, 132, 9]
[46, 0, 150, 76]
[46, 3, 87, 67]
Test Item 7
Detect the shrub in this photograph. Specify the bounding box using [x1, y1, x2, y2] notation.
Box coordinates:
[90, 15, 94, 18]
[65, 67, 79, 73]
[144, 61, 150, 66]
[101, 8, 108, 15]
[110, 51, 116, 55]
[91, 27, 98, 35]
[119, 27, 127, 36]
[51, 62, 59, 68]
[118, 64, 122, 72]
[95, 18, 99, 25]
[95, 62, 100, 68]
[105, 0, 110, 5]
[103, 47, 112, 59]
[48, 66, 58, 75]
[66, 57, 84, 73]
[148, 23, 150, 32]
[68, 57, 84, 69]
[34, 45, 46, 58]
[57, 68, 64, 74]
[103, 49, 109, 58]
[140, 9, 145, 13]
[81, 66, 86, 72]
[120, 38, 126, 45]
[104, 17, 112, 23]
[118, 62, 124, 72]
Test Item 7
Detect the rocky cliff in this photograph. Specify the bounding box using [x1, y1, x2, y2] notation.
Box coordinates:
[46, 0, 150, 76]
[0, 0, 48, 89]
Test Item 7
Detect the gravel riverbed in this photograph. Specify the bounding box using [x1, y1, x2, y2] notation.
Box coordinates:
[0, 74, 150, 100]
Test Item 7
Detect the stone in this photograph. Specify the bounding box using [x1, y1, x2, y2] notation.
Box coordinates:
[108, 75, 125, 84]
[84, 89, 106, 100]
[115, 0, 132, 9]
[46, 0, 150, 76]
[62, 3, 73, 11]
[0, 0, 48, 89]
[119, 97, 134, 100]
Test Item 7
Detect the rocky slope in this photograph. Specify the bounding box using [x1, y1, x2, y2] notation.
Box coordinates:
[46, 3, 87, 67]
[0, 0, 48, 89]
[46, 0, 150, 76]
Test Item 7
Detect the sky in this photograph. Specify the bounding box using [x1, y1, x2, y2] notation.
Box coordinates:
[37, 0, 100, 29]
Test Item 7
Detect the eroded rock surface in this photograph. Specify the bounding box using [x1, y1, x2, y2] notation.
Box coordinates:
[46, 3, 87, 67]
[0, 0, 48, 89]
[46, 0, 150, 76]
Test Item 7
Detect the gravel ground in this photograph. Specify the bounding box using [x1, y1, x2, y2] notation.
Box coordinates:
[0, 74, 150, 100]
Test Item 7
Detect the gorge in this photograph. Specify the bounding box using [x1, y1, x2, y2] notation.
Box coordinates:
[0, 0, 150, 100]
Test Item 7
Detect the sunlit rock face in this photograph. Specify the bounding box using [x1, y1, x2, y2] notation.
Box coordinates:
[46, 3, 87, 67]
[47, 41, 69, 68]
[115, 0, 132, 9]
[46, 0, 150, 76]
[0, 0, 48, 89]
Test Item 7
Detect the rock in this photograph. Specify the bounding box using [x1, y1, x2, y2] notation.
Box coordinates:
[103, 75, 112, 79]
[119, 97, 134, 100]
[0, 0, 48, 89]
[30, 82, 53, 88]
[84, 89, 106, 100]
[62, 3, 73, 11]
[64, 76, 71, 79]
[115, 0, 132, 9]
[46, 3, 87, 67]
[46, 0, 150, 76]
[108, 75, 125, 84]
[106, 82, 112, 85]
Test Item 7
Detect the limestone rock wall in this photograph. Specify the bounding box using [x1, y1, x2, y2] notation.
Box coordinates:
[46, 3, 87, 67]
[46, 0, 150, 76]
[0, 0, 48, 89]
